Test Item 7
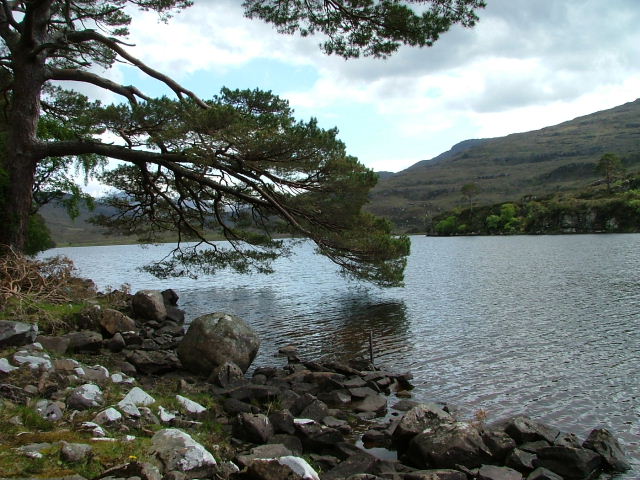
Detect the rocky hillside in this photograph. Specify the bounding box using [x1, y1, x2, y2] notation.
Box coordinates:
[368, 99, 640, 232]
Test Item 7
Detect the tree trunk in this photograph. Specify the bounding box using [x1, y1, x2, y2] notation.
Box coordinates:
[0, 50, 45, 251]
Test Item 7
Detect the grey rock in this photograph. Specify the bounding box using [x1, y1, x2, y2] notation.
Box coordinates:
[151, 428, 216, 478]
[36, 400, 64, 421]
[132, 290, 167, 322]
[63, 331, 103, 353]
[161, 289, 179, 306]
[505, 448, 537, 472]
[299, 399, 330, 422]
[18, 442, 51, 459]
[235, 443, 294, 468]
[98, 308, 137, 336]
[322, 452, 378, 480]
[502, 416, 559, 445]
[67, 384, 104, 409]
[269, 409, 296, 435]
[177, 312, 260, 374]
[353, 394, 387, 415]
[582, 428, 631, 472]
[482, 428, 518, 461]
[60, 441, 93, 462]
[106, 332, 126, 352]
[534, 445, 601, 480]
[269, 434, 304, 456]
[12, 349, 53, 370]
[0, 320, 38, 348]
[93, 407, 123, 425]
[36, 335, 70, 354]
[224, 397, 259, 415]
[478, 464, 523, 480]
[125, 349, 180, 374]
[0, 357, 18, 373]
[403, 470, 468, 480]
[96, 461, 162, 480]
[208, 361, 244, 387]
[392, 403, 453, 453]
[234, 413, 274, 443]
[176, 394, 206, 415]
[525, 467, 564, 480]
[406, 422, 492, 470]
[294, 421, 345, 454]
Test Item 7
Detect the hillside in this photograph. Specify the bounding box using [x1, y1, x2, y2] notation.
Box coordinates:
[368, 99, 640, 232]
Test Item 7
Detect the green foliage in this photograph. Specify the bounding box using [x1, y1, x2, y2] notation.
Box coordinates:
[244, 0, 486, 58]
[596, 152, 625, 192]
[485, 214, 501, 232]
[435, 215, 458, 235]
[24, 214, 56, 256]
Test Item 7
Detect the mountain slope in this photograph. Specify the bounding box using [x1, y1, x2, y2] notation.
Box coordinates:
[368, 99, 640, 231]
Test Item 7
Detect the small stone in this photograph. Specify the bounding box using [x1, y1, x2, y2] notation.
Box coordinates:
[119, 386, 156, 408]
[93, 407, 123, 425]
[67, 384, 104, 409]
[60, 441, 92, 463]
[0, 357, 19, 373]
[78, 421, 106, 437]
[158, 406, 177, 423]
[151, 428, 217, 476]
[176, 394, 206, 415]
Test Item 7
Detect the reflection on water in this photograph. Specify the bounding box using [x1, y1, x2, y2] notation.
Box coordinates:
[46, 235, 640, 477]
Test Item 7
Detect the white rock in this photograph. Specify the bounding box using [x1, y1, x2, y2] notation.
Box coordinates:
[110, 372, 135, 384]
[277, 456, 320, 480]
[176, 395, 206, 415]
[74, 367, 85, 376]
[0, 357, 18, 373]
[78, 421, 106, 437]
[119, 386, 155, 407]
[83, 365, 110, 381]
[67, 384, 103, 409]
[152, 428, 216, 473]
[119, 402, 141, 417]
[12, 350, 52, 370]
[158, 406, 177, 423]
[93, 407, 123, 425]
[293, 418, 315, 425]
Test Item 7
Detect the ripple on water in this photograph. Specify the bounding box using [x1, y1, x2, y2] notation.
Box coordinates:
[45, 235, 640, 477]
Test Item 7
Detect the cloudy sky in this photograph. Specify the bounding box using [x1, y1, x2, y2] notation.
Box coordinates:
[106, 0, 640, 173]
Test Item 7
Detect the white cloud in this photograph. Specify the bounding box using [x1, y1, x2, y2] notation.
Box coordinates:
[74, 0, 640, 177]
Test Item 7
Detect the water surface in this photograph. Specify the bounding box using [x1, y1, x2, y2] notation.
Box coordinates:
[46, 235, 640, 476]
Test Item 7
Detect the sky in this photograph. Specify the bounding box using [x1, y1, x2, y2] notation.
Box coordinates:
[87, 0, 640, 178]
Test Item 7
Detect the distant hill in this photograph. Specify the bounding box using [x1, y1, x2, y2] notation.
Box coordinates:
[368, 99, 640, 232]
[41, 99, 640, 243]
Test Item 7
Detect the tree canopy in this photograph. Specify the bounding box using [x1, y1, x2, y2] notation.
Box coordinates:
[0, 0, 485, 287]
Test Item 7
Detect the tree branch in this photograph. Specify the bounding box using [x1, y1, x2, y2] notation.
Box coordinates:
[64, 29, 209, 109]
[46, 67, 151, 104]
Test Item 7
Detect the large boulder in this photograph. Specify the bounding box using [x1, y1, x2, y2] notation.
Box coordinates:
[533, 445, 602, 480]
[392, 403, 453, 454]
[582, 428, 631, 472]
[0, 320, 38, 348]
[132, 290, 167, 322]
[405, 422, 492, 470]
[98, 308, 137, 336]
[177, 312, 260, 374]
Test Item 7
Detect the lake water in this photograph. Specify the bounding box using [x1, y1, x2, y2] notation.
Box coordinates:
[45, 235, 640, 477]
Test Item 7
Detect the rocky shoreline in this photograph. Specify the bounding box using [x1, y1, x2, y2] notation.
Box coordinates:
[0, 288, 632, 480]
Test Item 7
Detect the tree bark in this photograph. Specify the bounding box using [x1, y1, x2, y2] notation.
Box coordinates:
[0, 41, 46, 251]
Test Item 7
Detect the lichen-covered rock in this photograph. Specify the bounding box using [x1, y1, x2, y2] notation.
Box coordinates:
[0, 320, 38, 348]
[234, 413, 274, 444]
[151, 428, 216, 478]
[177, 312, 260, 374]
[67, 384, 104, 409]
